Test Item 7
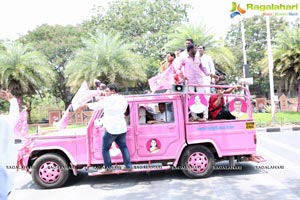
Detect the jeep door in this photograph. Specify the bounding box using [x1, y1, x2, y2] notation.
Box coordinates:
[135, 100, 184, 159]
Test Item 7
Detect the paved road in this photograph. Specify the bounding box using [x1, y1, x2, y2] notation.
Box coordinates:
[9, 132, 300, 200]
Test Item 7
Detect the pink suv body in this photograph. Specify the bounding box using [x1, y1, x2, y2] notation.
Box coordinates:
[17, 85, 257, 189]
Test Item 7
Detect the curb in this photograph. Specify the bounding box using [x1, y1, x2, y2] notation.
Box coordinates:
[256, 126, 300, 133]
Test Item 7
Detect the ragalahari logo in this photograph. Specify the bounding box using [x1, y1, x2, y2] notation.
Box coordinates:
[230, 2, 246, 18]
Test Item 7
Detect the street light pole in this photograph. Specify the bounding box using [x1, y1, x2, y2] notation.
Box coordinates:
[240, 18, 249, 91]
[266, 16, 276, 123]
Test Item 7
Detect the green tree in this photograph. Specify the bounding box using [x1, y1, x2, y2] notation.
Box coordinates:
[19, 24, 84, 109]
[226, 16, 288, 96]
[165, 24, 215, 50]
[83, 0, 188, 80]
[0, 40, 5, 51]
[85, 0, 188, 57]
[0, 42, 54, 121]
[65, 31, 147, 92]
[272, 28, 300, 111]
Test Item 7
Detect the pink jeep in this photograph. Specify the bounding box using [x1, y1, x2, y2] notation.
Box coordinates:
[17, 84, 261, 189]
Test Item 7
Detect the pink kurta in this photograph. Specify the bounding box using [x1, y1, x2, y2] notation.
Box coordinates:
[179, 56, 210, 85]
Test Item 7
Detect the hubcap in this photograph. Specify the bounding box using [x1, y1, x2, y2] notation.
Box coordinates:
[188, 152, 208, 173]
[38, 161, 61, 183]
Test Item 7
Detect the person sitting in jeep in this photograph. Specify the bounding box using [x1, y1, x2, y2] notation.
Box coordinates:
[209, 81, 240, 120]
[154, 103, 174, 123]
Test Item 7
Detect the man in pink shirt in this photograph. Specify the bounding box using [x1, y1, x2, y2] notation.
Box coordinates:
[179, 44, 218, 120]
[179, 44, 218, 93]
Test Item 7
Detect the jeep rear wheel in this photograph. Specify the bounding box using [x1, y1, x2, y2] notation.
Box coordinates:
[180, 146, 215, 178]
[32, 153, 70, 189]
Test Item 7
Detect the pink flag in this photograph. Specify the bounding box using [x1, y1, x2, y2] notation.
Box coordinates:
[56, 80, 99, 129]
[71, 81, 99, 110]
[148, 66, 174, 92]
[14, 108, 28, 139]
[56, 104, 71, 130]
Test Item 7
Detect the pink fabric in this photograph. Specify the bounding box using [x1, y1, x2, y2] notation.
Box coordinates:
[56, 105, 71, 130]
[14, 109, 28, 139]
[179, 56, 210, 85]
[148, 64, 174, 92]
[57, 80, 98, 129]
[71, 81, 99, 110]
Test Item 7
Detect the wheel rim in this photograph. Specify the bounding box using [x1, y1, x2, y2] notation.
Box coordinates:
[187, 152, 208, 173]
[38, 161, 61, 183]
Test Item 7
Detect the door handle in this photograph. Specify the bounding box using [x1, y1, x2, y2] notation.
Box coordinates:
[167, 125, 175, 129]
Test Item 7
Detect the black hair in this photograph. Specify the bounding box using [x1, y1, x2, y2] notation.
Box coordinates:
[158, 102, 165, 106]
[198, 45, 206, 50]
[107, 83, 119, 93]
[177, 47, 185, 52]
[216, 80, 228, 85]
[150, 138, 158, 147]
[215, 69, 226, 81]
[167, 52, 176, 58]
[186, 38, 194, 44]
[187, 44, 195, 52]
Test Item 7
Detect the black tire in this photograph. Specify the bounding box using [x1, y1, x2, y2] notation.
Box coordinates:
[180, 145, 215, 178]
[32, 153, 70, 189]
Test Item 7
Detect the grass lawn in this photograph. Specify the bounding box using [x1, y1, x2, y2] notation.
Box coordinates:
[253, 112, 300, 127]
[28, 124, 86, 134]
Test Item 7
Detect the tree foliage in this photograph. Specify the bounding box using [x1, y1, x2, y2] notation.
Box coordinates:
[65, 31, 147, 92]
[0, 42, 54, 97]
[226, 16, 288, 96]
[82, 0, 188, 79]
[164, 24, 215, 51]
[19, 24, 84, 108]
[272, 28, 300, 110]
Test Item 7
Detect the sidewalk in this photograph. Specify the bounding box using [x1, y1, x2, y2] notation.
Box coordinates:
[256, 125, 300, 133]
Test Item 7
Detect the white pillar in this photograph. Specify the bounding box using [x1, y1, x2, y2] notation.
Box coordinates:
[266, 16, 276, 122]
[240, 19, 249, 91]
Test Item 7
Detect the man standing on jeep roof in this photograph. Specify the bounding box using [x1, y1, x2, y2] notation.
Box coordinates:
[87, 83, 132, 172]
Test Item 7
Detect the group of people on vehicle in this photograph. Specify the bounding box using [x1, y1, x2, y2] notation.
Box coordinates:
[154, 38, 245, 121]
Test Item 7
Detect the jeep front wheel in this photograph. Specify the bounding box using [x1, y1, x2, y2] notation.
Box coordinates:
[180, 146, 215, 178]
[32, 153, 70, 189]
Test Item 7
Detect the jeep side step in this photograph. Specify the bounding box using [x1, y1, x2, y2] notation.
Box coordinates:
[88, 164, 171, 176]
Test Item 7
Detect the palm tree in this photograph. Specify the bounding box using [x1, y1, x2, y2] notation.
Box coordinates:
[164, 24, 237, 81]
[0, 42, 55, 120]
[272, 28, 300, 111]
[207, 43, 237, 81]
[165, 24, 215, 50]
[65, 31, 147, 92]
